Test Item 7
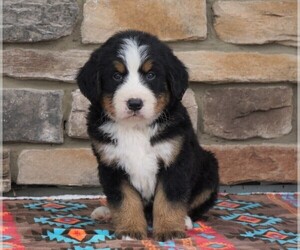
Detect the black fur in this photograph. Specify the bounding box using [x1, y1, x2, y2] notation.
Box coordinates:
[77, 30, 219, 240]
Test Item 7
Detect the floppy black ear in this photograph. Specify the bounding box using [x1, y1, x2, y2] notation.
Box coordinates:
[77, 52, 101, 104]
[166, 52, 188, 100]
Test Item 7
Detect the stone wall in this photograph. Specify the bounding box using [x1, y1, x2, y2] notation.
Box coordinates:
[2, 0, 297, 191]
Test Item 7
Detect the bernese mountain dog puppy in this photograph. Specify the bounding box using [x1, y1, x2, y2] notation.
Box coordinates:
[77, 30, 219, 241]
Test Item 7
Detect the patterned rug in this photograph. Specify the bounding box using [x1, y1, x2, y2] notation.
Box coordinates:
[1, 193, 299, 250]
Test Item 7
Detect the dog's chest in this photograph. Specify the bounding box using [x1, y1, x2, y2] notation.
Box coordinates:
[99, 123, 174, 201]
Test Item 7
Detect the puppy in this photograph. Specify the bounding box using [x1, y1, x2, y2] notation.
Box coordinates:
[77, 30, 219, 241]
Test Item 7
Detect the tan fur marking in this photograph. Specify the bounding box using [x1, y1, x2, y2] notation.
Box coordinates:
[102, 95, 116, 118]
[113, 61, 126, 73]
[153, 182, 186, 237]
[109, 182, 147, 239]
[155, 93, 170, 114]
[189, 189, 213, 210]
[141, 60, 153, 72]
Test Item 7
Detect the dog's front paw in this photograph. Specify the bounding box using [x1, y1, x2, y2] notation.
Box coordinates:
[154, 231, 187, 242]
[115, 230, 146, 240]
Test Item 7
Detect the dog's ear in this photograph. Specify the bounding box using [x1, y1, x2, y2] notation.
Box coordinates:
[77, 52, 101, 104]
[166, 51, 188, 101]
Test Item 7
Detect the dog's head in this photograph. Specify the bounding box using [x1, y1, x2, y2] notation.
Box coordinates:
[77, 30, 188, 125]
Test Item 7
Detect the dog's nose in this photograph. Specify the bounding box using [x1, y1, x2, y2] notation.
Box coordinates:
[127, 98, 143, 111]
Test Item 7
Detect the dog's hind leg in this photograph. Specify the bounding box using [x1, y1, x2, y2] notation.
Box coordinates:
[189, 150, 219, 221]
[188, 190, 218, 221]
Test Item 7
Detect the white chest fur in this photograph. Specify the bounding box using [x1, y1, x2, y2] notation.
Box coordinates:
[98, 122, 180, 201]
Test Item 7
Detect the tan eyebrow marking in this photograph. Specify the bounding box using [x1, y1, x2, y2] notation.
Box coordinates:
[141, 60, 153, 73]
[113, 61, 126, 73]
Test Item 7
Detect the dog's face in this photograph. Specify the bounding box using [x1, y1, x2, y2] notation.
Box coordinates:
[77, 31, 188, 126]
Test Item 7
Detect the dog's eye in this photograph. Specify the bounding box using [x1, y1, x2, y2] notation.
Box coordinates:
[113, 72, 123, 82]
[146, 71, 156, 81]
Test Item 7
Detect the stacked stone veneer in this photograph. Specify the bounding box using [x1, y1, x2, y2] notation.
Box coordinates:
[2, 0, 297, 190]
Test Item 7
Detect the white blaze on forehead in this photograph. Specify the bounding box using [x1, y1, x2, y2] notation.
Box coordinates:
[118, 38, 148, 72]
[113, 37, 157, 123]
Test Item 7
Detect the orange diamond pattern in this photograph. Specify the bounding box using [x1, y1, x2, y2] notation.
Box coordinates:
[53, 217, 80, 225]
[237, 215, 261, 224]
[68, 229, 87, 242]
[264, 231, 288, 240]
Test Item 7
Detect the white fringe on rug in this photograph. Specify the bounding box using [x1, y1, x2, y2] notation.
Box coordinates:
[1, 192, 296, 200]
[0, 194, 106, 200]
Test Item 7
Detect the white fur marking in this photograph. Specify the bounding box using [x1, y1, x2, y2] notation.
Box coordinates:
[99, 122, 158, 201]
[122, 236, 135, 241]
[118, 38, 148, 71]
[114, 38, 156, 124]
[91, 206, 111, 222]
[185, 216, 193, 230]
[153, 137, 182, 166]
[98, 122, 180, 201]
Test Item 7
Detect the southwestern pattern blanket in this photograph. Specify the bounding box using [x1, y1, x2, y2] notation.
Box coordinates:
[1, 193, 298, 249]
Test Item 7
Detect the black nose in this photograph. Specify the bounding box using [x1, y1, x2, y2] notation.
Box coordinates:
[127, 98, 143, 111]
